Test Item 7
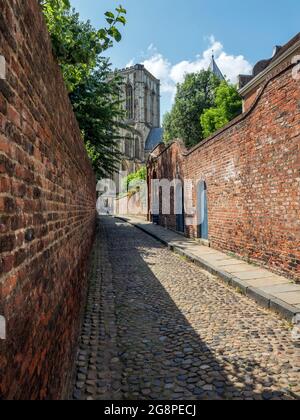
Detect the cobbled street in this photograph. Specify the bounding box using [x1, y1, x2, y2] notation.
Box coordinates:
[73, 217, 300, 400]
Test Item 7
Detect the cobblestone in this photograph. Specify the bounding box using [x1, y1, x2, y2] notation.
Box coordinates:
[72, 217, 300, 400]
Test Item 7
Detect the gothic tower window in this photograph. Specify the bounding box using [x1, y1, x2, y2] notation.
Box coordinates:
[125, 137, 131, 157]
[151, 91, 155, 125]
[126, 84, 134, 120]
[144, 86, 149, 123]
[135, 137, 140, 160]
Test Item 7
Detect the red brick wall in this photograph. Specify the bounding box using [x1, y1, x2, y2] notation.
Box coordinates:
[243, 87, 260, 112]
[148, 54, 300, 282]
[0, 0, 96, 399]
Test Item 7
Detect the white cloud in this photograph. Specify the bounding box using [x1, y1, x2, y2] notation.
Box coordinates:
[125, 58, 135, 68]
[135, 36, 252, 105]
[142, 51, 174, 94]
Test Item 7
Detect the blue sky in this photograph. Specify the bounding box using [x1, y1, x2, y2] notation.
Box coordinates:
[71, 0, 300, 117]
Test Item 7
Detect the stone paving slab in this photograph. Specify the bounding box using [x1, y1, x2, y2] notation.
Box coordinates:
[237, 270, 280, 280]
[245, 278, 292, 288]
[216, 260, 249, 267]
[261, 284, 300, 294]
[274, 292, 300, 305]
[117, 216, 300, 322]
[223, 264, 265, 273]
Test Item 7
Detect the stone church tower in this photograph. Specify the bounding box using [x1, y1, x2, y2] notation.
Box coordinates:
[114, 64, 163, 190]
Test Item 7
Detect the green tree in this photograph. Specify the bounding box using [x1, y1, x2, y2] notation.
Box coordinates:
[163, 110, 180, 143]
[200, 81, 242, 138]
[40, 0, 128, 178]
[163, 70, 221, 148]
[70, 60, 126, 178]
[40, 0, 126, 92]
[123, 166, 147, 192]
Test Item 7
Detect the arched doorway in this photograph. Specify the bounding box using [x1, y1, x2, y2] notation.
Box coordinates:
[197, 181, 208, 240]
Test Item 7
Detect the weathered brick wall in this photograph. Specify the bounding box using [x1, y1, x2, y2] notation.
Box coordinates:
[148, 54, 300, 282]
[0, 0, 96, 399]
[243, 87, 260, 112]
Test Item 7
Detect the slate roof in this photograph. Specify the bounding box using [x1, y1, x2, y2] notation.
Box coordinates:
[145, 128, 164, 151]
[209, 56, 225, 80]
[238, 32, 300, 90]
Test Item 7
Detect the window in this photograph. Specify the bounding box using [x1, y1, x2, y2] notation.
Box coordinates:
[144, 86, 149, 122]
[126, 84, 134, 120]
[135, 138, 140, 160]
[125, 138, 131, 156]
[151, 91, 155, 125]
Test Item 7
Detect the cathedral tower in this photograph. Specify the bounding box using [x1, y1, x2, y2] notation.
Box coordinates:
[115, 64, 163, 189]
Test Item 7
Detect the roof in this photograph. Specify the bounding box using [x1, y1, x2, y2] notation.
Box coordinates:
[269, 32, 300, 64]
[209, 56, 225, 80]
[145, 128, 164, 151]
[239, 32, 300, 92]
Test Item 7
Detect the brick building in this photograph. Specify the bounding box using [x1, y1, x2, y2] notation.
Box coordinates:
[147, 33, 300, 282]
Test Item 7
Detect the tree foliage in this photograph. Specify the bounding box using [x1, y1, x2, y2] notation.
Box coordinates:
[70, 61, 126, 178]
[123, 166, 147, 191]
[40, 0, 126, 92]
[200, 81, 242, 138]
[40, 0, 127, 178]
[163, 71, 221, 148]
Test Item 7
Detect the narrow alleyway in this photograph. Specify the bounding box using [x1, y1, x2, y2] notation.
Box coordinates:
[72, 217, 299, 400]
